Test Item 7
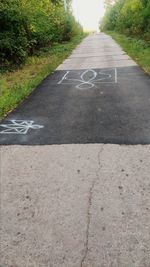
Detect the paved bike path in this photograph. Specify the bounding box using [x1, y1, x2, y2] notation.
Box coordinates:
[1, 34, 150, 267]
[0, 34, 150, 145]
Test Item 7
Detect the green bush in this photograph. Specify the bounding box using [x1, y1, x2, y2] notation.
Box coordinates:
[100, 0, 150, 43]
[0, 0, 28, 68]
[0, 0, 83, 70]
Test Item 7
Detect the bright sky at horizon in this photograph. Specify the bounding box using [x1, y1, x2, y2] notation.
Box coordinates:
[72, 0, 105, 31]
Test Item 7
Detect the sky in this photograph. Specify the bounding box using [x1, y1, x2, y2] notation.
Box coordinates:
[72, 0, 105, 31]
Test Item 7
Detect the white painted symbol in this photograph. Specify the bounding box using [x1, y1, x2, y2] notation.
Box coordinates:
[0, 120, 44, 134]
[58, 68, 117, 89]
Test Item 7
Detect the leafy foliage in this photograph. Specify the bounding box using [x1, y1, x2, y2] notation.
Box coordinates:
[0, 0, 83, 69]
[0, 0, 28, 66]
[100, 0, 150, 43]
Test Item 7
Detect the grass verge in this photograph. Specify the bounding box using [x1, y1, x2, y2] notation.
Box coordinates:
[107, 31, 150, 75]
[0, 33, 86, 119]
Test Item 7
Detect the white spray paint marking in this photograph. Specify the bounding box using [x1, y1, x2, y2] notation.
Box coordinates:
[0, 120, 44, 134]
[115, 68, 118, 83]
[58, 68, 117, 89]
[76, 69, 97, 89]
[58, 71, 70, 85]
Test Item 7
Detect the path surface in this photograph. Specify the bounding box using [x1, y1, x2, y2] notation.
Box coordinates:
[1, 33, 150, 267]
[0, 34, 150, 145]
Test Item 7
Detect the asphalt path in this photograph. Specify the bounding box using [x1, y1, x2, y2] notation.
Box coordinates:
[1, 34, 150, 267]
[0, 34, 150, 145]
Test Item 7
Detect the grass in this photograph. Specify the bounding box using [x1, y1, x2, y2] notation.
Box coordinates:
[107, 31, 150, 75]
[0, 33, 86, 119]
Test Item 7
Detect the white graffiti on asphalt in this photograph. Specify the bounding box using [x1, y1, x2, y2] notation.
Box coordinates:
[0, 120, 44, 134]
[58, 68, 117, 89]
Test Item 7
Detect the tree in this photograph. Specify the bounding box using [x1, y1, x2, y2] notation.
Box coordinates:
[0, 0, 83, 68]
[100, 0, 150, 43]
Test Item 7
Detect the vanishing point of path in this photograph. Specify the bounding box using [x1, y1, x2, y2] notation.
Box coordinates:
[1, 33, 150, 266]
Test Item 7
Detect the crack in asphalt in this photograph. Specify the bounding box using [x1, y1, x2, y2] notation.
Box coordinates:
[80, 145, 104, 267]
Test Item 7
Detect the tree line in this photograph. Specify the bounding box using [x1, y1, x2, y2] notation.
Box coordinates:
[0, 0, 83, 69]
[100, 0, 150, 43]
